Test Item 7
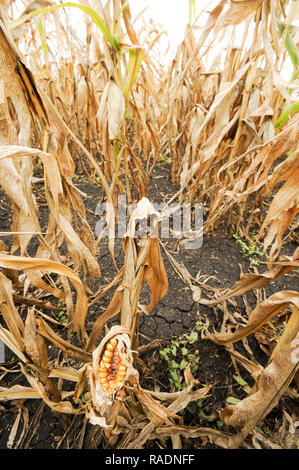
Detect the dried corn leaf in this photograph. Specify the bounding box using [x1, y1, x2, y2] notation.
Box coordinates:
[221, 306, 299, 432]
[133, 387, 180, 426]
[37, 318, 91, 363]
[199, 247, 299, 306]
[24, 307, 44, 367]
[208, 290, 299, 345]
[153, 424, 232, 449]
[20, 364, 84, 415]
[0, 253, 88, 341]
[0, 273, 24, 350]
[0, 385, 40, 401]
[259, 168, 299, 259]
[122, 383, 211, 449]
[142, 238, 169, 315]
[218, 0, 264, 28]
[49, 366, 80, 382]
[0, 325, 27, 362]
[86, 287, 122, 352]
[7, 405, 24, 449]
[0, 145, 100, 279]
[107, 80, 125, 140]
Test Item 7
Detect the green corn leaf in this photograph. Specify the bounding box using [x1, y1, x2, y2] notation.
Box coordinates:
[23, 2, 120, 53]
[274, 100, 299, 128]
[123, 46, 145, 99]
[189, 0, 196, 23]
[276, 17, 299, 68]
[285, 32, 299, 68]
[35, 13, 48, 73]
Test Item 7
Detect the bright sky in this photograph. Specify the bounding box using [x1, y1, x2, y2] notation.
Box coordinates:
[130, 0, 191, 42]
[128, 0, 210, 61]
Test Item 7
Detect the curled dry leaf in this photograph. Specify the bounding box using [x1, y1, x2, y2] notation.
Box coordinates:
[133, 386, 180, 427]
[153, 424, 233, 449]
[0, 325, 27, 363]
[37, 317, 92, 363]
[198, 247, 299, 307]
[207, 290, 299, 345]
[258, 168, 299, 260]
[122, 383, 211, 449]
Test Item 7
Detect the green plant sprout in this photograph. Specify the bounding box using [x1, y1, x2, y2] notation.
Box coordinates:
[159, 320, 215, 423]
[160, 321, 203, 391]
[232, 232, 264, 265]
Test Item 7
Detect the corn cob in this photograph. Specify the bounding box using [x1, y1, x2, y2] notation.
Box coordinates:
[98, 338, 127, 392]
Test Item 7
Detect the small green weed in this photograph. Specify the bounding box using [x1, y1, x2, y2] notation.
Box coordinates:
[159, 321, 203, 391]
[232, 232, 264, 265]
[56, 299, 67, 324]
[157, 153, 171, 165]
[159, 321, 216, 423]
[225, 375, 251, 405]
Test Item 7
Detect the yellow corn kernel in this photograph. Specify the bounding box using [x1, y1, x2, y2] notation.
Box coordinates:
[115, 373, 125, 382]
[103, 350, 113, 360]
[108, 379, 118, 390]
[106, 342, 115, 352]
[116, 367, 126, 376]
[99, 360, 109, 369]
[99, 371, 108, 378]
